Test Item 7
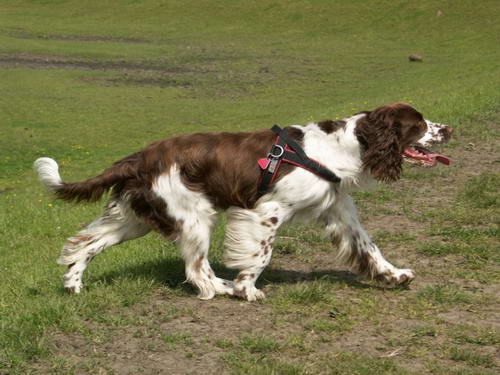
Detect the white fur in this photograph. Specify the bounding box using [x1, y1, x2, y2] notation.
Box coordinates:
[419, 119, 452, 146]
[34, 157, 62, 192]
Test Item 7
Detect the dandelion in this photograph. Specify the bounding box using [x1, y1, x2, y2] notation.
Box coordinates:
[48, 203, 53, 208]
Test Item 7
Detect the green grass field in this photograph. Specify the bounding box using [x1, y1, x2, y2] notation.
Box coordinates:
[1, 1, 499, 373]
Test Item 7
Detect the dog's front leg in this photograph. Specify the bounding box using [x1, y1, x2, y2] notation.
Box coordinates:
[325, 194, 415, 286]
[223, 202, 288, 301]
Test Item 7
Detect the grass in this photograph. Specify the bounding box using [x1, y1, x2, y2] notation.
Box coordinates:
[239, 335, 281, 354]
[460, 173, 499, 209]
[162, 332, 192, 350]
[417, 285, 475, 305]
[450, 347, 495, 368]
[1, 0, 499, 373]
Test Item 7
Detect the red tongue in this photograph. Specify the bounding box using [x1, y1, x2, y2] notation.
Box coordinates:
[432, 154, 451, 165]
[403, 146, 450, 166]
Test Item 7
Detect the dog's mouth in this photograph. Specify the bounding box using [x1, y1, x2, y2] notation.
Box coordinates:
[403, 145, 450, 167]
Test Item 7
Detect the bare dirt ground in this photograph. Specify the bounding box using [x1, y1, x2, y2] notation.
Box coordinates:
[0, 53, 192, 73]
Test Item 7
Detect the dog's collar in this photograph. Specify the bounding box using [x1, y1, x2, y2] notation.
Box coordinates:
[257, 125, 341, 194]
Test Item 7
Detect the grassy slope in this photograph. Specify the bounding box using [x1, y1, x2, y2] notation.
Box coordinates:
[0, 0, 499, 373]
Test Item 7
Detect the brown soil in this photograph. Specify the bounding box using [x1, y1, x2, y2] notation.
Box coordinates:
[6, 29, 150, 44]
[0, 53, 192, 73]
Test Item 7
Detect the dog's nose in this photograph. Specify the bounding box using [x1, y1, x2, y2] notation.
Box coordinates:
[438, 125, 453, 140]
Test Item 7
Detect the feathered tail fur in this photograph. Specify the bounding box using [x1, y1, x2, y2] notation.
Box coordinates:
[34, 156, 139, 202]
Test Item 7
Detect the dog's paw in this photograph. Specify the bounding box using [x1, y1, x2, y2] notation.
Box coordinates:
[376, 268, 415, 287]
[214, 278, 235, 296]
[233, 286, 266, 302]
[64, 283, 83, 294]
[63, 274, 83, 293]
[197, 289, 216, 300]
[394, 269, 415, 286]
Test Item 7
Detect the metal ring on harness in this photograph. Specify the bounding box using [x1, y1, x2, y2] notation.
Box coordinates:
[268, 144, 284, 158]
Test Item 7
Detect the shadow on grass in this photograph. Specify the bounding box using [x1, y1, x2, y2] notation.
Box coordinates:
[90, 257, 390, 294]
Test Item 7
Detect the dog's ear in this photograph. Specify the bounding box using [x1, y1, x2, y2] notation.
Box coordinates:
[355, 103, 426, 182]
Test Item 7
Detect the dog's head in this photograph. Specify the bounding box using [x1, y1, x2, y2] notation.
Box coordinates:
[355, 102, 452, 182]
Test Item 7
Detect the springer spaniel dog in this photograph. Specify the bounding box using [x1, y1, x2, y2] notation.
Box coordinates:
[34, 102, 452, 301]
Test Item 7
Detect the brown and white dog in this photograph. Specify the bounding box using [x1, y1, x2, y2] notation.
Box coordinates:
[34, 102, 452, 301]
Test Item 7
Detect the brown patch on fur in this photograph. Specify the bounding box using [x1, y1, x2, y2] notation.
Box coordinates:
[234, 286, 247, 300]
[194, 255, 204, 273]
[317, 120, 346, 134]
[343, 231, 378, 280]
[68, 234, 93, 245]
[48, 126, 304, 210]
[269, 217, 278, 225]
[438, 125, 453, 142]
[178, 126, 303, 208]
[397, 273, 408, 284]
[261, 221, 271, 227]
[260, 240, 266, 246]
[346, 249, 379, 281]
[354, 102, 428, 182]
[67, 263, 75, 270]
[253, 252, 259, 257]
[284, 126, 304, 143]
[250, 273, 255, 279]
[331, 233, 342, 248]
[236, 273, 248, 282]
[374, 271, 393, 283]
[99, 146, 181, 238]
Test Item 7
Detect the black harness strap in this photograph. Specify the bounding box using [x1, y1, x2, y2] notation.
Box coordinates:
[257, 125, 341, 194]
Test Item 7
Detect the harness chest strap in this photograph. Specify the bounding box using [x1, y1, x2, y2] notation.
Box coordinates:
[257, 125, 341, 194]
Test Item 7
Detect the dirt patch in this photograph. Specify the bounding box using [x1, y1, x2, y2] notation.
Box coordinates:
[0, 53, 192, 73]
[44, 294, 287, 374]
[102, 75, 192, 88]
[0, 52, 268, 95]
[4, 29, 150, 44]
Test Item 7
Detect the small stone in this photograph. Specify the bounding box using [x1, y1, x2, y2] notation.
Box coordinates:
[409, 55, 423, 62]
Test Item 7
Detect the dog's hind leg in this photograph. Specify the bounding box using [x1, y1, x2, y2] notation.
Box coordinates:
[59, 199, 150, 293]
[224, 202, 289, 301]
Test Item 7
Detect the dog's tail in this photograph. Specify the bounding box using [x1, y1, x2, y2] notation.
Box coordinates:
[34, 156, 138, 203]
